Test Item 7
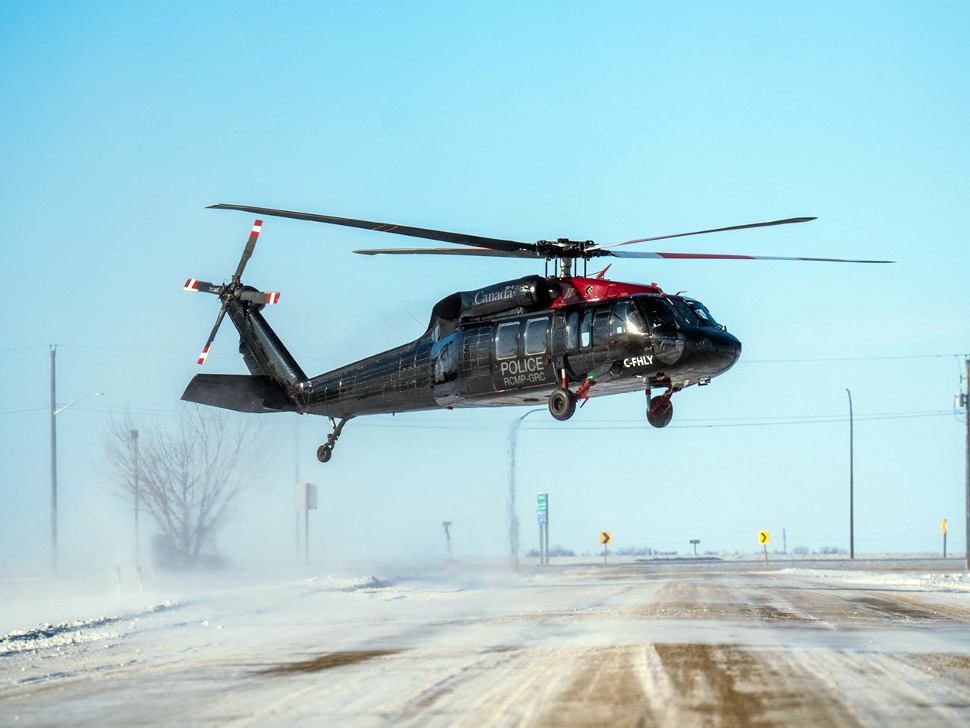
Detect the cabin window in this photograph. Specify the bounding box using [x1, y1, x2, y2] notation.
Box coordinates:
[566, 311, 579, 352]
[613, 301, 646, 336]
[579, 310, 592, 349]
[524, 317, 549, 356]
[592, 308, 611, 348]
[495, 322, 519, 360]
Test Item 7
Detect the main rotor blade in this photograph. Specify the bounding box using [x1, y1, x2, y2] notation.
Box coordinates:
[233, 220, 263, 281]
[353, 247, 537, 258]
[609, 250, 894, 263]
[198, 304, 227, 365]
[605, 217, 817, 249]
[209, 204, 536, 255]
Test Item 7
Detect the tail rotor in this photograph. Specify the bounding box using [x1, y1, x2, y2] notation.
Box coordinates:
[184, 219, 281, 365]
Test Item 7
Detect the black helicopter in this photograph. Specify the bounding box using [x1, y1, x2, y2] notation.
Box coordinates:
[182, 205, 890, 462]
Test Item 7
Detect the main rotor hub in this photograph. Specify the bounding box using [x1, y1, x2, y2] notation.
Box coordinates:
[536, 238, 597, 260]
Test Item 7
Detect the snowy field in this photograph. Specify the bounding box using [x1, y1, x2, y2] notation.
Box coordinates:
[3, 556, 970, 726]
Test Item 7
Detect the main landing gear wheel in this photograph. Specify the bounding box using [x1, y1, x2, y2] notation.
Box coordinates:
[548, 387, 576, 421]
[316, 416, 350, 464]
[647, 393, 673, 428]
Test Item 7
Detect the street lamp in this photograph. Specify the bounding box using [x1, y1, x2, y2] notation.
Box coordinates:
[50, 383, 103, 575]
[508, 408, 543, 567]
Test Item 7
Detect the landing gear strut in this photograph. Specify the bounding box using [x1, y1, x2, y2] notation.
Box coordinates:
[317, 417, 350, 463]
[646, 387, 674, 428]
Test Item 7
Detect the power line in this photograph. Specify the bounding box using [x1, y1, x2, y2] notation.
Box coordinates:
[0, 345, 50, 353]
[529, 411, 954, 431]
[1, 403, 957, 429]
[741, 353, 967, 364]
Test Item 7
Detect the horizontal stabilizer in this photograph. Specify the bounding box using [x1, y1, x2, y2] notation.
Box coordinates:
[181, 374, 293, 413]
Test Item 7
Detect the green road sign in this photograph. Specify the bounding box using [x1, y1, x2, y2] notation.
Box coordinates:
[537, 493, 548, 511]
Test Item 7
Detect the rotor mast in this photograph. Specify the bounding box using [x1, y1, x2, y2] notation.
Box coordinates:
[536, 239, 596, 279]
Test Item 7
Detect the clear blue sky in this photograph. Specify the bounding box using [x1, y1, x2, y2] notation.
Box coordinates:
[2, 1, 968, 569]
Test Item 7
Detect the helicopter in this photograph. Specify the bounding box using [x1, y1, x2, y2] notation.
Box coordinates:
[182, 204, 891, 462]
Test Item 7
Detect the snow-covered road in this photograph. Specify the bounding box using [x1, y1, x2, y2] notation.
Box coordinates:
[3, 559, 970, 726]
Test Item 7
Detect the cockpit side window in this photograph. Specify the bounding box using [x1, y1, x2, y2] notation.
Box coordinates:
[638, 296, 677, 330]
[612, 301, 647, 336]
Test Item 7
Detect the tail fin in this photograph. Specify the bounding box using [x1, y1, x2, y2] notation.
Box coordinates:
[225, 300, 308, 392]
[181, 300, 308, 413]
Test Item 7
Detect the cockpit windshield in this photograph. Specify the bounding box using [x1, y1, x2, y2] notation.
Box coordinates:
[634, 295, 719, 329]
[685, 298, 719, 327]
[667, 298, 703, 326]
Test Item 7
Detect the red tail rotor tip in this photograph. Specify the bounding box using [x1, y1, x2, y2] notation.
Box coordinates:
[198, 346, 210, 365]
[266, 292, 280, 305]
[184, 279, 199, 291]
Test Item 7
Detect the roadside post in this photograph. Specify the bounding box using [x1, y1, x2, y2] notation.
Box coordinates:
[942, 519, 948, 558]
[130, 429, 139, 566]
[690, 539, 700, 556]
[759, 531, 769, 566]
[601, 531, 611, 565]
[442, 521, 453, 560]
[297, 483, 318, 566]
[537, 493, 548, 565]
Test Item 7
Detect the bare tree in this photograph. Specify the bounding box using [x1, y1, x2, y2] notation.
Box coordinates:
[103, 405, 260, 567]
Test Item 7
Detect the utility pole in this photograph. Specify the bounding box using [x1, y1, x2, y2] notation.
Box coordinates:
[130, 430, 139, 565]
[50, 346, 57, 575]
[964, 357, 969, 571]
[846, 388, 854, 559]
[47, 351, 103, 577]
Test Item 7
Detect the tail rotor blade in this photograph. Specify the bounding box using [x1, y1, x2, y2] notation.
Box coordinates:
[198, 304, 227, 365]
[184, 279, 222, 294]
[239, 290, 281, 305]
[232, 220, 263, 281]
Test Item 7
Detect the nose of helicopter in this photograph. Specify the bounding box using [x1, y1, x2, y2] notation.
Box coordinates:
[688, 328, 742, 376]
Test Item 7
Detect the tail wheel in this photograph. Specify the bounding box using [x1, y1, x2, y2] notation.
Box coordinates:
[647, 398, 673, 428]
[317, 445, 332, 463]
[548, 388, 577, 421]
